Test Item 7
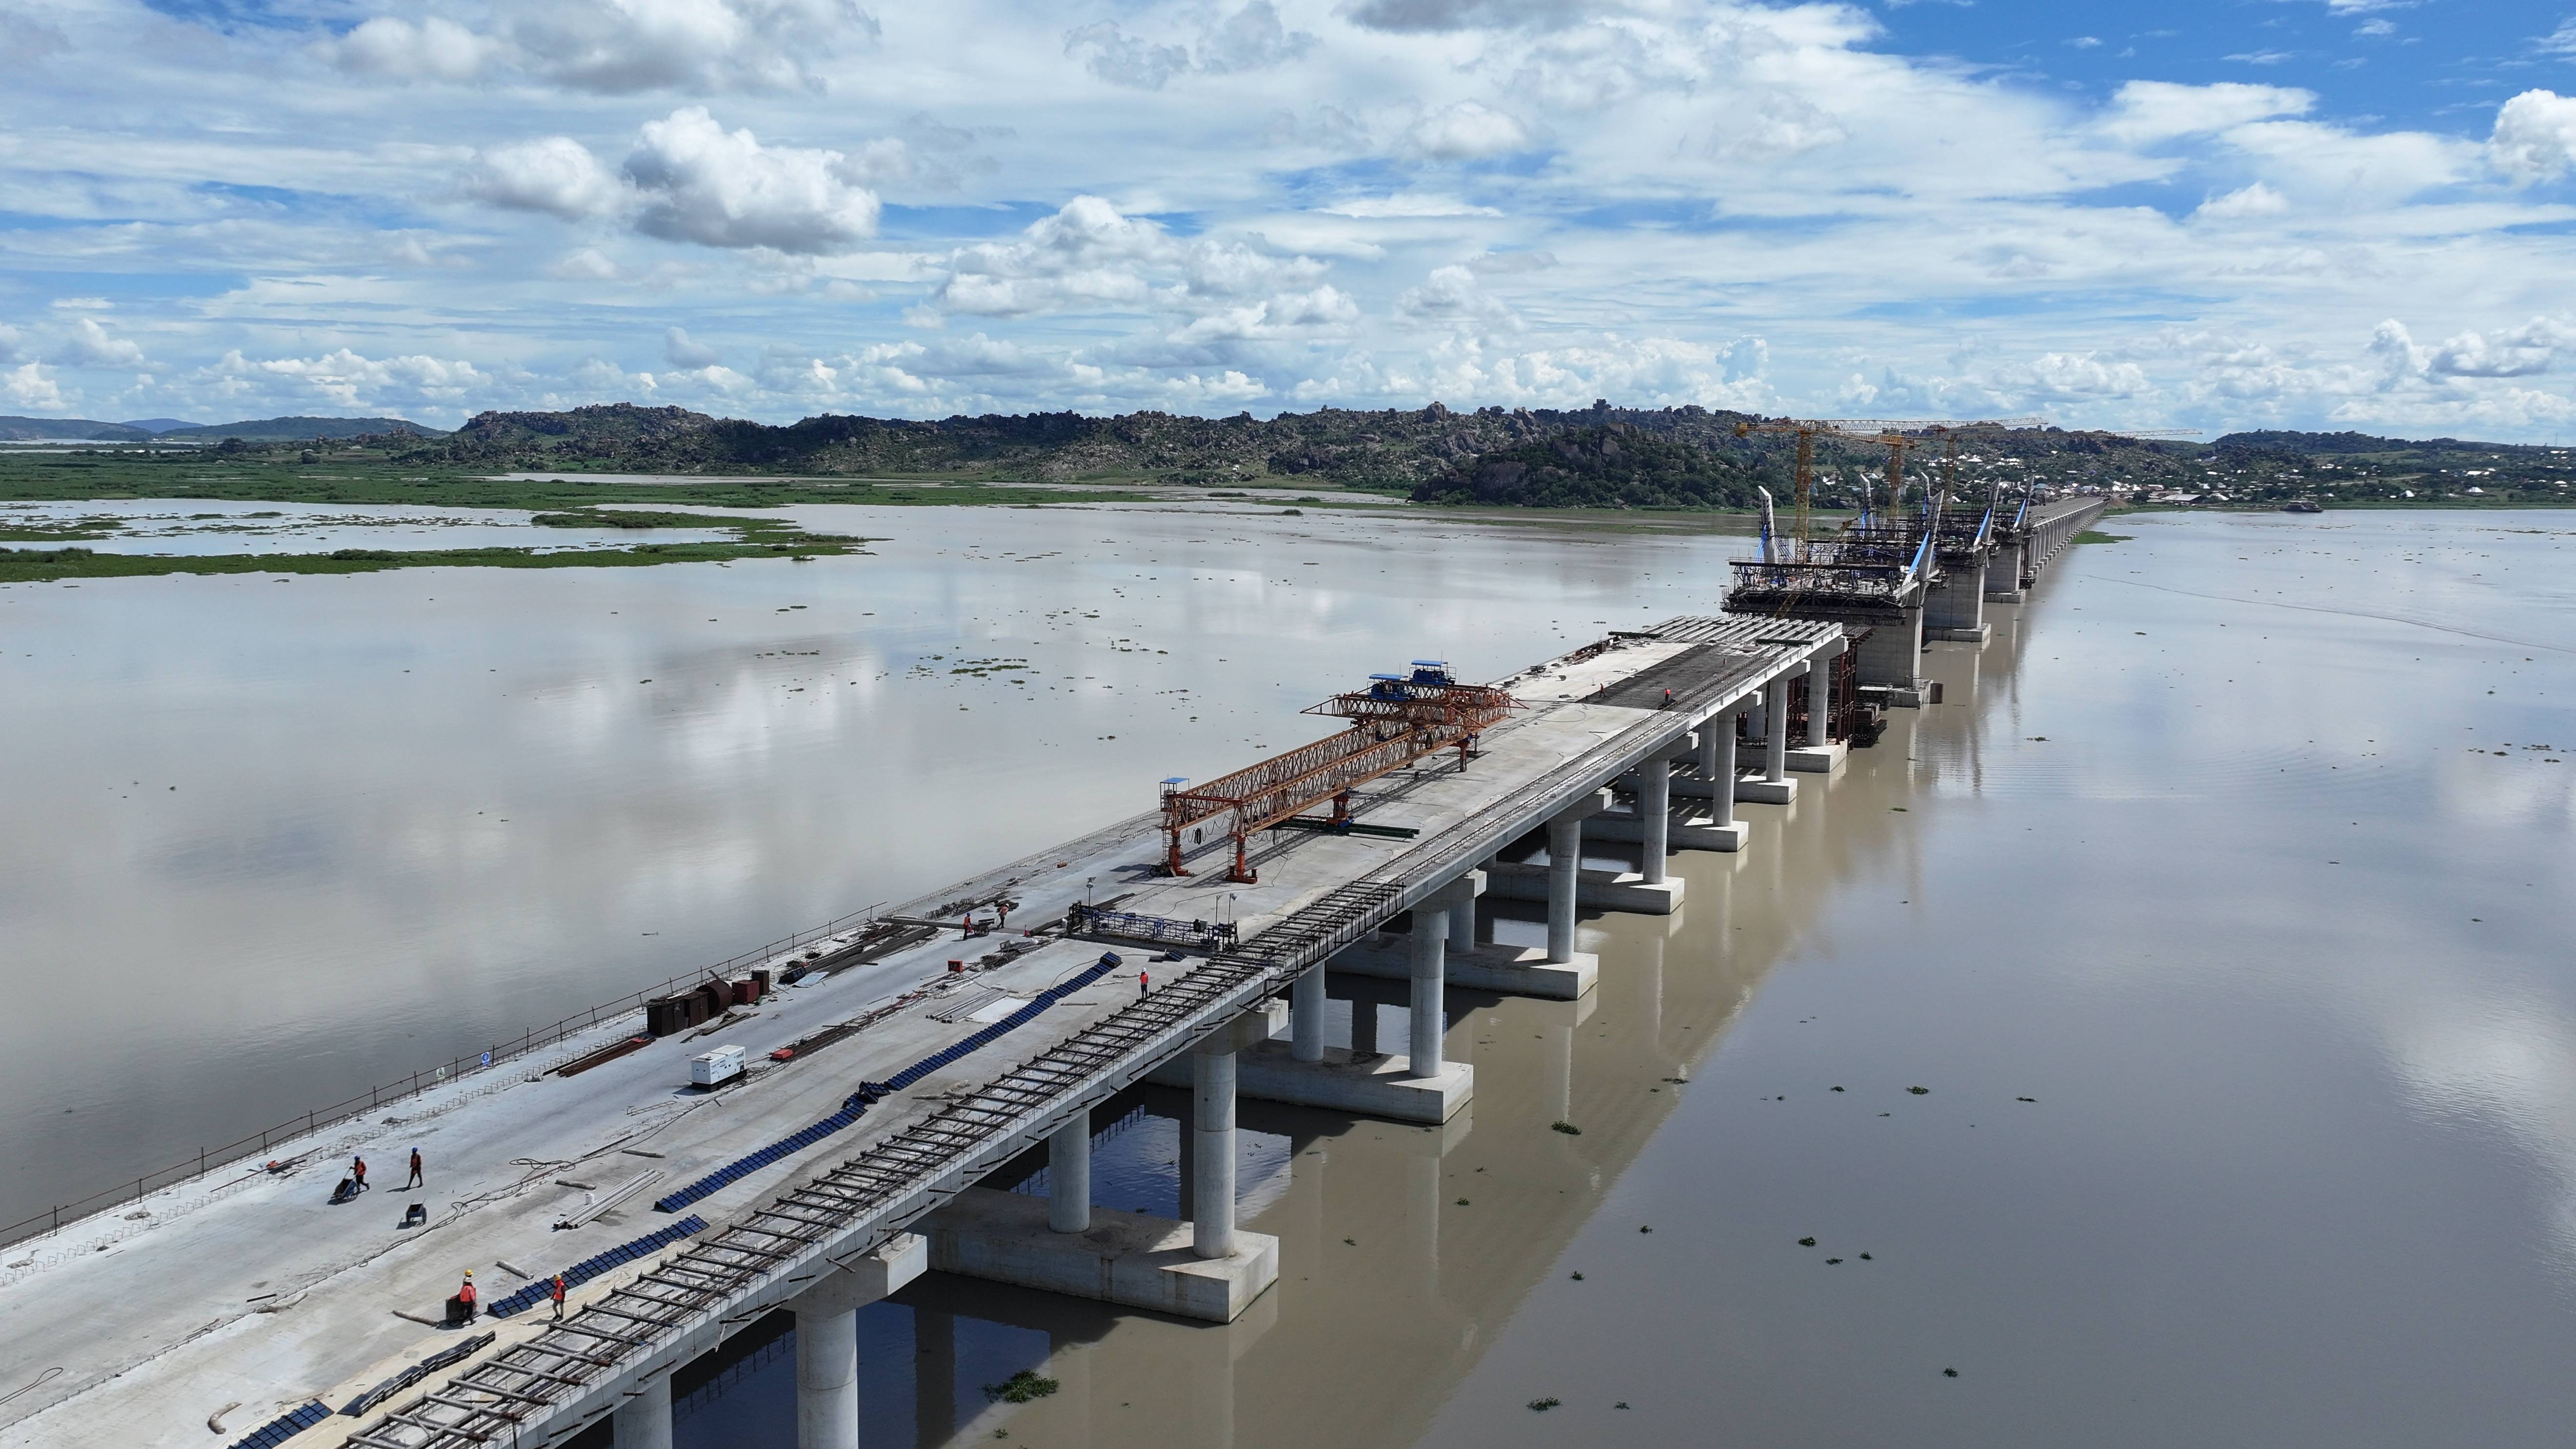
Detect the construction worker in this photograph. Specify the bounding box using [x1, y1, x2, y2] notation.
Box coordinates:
[405, 1148, 423, 1189]
[350, 1155, 367, 1192]
[550, 1273, 567, 1320]
[456, 1270, 478, 1322]
[1139, 968, 1151, 998]
[1661, 687, 1674, 709]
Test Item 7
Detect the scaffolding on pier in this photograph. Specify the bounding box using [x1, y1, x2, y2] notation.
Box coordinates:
[1158, 662, 1520, 884]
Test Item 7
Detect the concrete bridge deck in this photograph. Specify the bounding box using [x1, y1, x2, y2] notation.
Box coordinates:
[0, 613, 1842, 1449]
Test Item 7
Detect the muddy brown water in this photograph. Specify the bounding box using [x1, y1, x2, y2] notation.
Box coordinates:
[6, 506, 2575, 1447]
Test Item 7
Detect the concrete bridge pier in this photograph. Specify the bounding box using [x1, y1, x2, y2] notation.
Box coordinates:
[1637, 754, 1671, 884]
[1854, 604, 1929, 704]
[1167, 879, 1485, 1125]
[1656, 707, 1751, 845]
[1784, 638, 1851, 775]
[1289, 962, 1325, 1061]
[1193, 1041, 1239, 1259]
[1697, 712, 1751, 845]
[1484, 785, 1680, 916]
[1926, 556, 1992, 643]
[1986, 539, 2027, 601]
[1546, 800, 1586, 950]
[612, 1378, 672, 1449]
[1407, 874, 1479, 1079]
[791, 1236, 928, 1449]
[1740, 666, 1802, 805]
[926, 1014, 1279, 1324]
[1048, 1112, 1092, 1234]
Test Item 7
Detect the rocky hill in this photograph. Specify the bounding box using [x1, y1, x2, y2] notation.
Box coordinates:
[166, 416, 443, 442]
[0, 415, 152, 442]
[369, 402, 2576, 508]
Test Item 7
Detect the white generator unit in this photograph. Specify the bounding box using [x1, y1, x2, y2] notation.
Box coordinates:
[688, 1045, 746, 1088]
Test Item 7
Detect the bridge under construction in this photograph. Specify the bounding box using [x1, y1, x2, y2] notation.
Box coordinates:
[0, 486, 2110, 1449]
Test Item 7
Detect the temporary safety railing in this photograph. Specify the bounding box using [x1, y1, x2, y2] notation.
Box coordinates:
[2, 905, 899, 1251]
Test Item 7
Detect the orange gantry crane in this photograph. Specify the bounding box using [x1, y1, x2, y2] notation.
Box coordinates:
[1159, 663, 1520, 884]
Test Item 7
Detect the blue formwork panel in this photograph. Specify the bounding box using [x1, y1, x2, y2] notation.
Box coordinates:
[488, 1216, 708, 1318]
[229, 1401, 330, 1447]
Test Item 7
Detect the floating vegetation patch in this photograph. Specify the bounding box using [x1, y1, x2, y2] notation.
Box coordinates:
[983, 1371, 1060, 1405]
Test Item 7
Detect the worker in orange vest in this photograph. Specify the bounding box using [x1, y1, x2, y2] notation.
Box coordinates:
[1139, 968, 1151, 998]
[456, 1270, 478, 1322]
[350, 1155, 367, 1192]
[550, 1273, 568, 1320]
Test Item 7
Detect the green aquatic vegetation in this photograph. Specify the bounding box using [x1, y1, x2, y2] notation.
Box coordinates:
[0, 450, 1152, 513]
[982, 1370, 1058, 1404]
[0, 532, 865, 584]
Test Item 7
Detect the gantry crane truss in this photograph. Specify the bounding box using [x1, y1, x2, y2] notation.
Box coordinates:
[1159, 670, 1521, 883]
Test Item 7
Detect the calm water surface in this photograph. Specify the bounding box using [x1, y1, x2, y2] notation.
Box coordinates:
[4, 506, 2572, 1448]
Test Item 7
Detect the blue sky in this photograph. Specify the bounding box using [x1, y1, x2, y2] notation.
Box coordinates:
[1, 0, 2573, 438]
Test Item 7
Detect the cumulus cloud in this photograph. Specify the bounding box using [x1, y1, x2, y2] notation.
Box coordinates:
[2096, 81, 2313, 144]
[624, 107, 881, 251]
[2014, 351, 2153, 400]
[1065, 2, 1313, 89]
[2, 361, 64, 411]
[523, 0, 873, 92]
[1165, 285, 1359, 344]
[211, 347, 491, 411]
[57, 317, 145, 368]
[330, 0, 875, 93]
[1396, 264, 1515, 325]
[1411, 334, 1773, 410]
[1408, 101, 1532, 160]
[664, 326, 722, 367]
[2489, 91, 2576, 184]
[470, 137, 630, 221]
[318, 17, 500, 82]
[2421, 318, 2576, 379]
[2224, 119, 2468, 203]
[550, 248, 624, 280]
[0, 322, 20, 362]
[468, 110, 884, 253]
[1197, 2, 1315, 73]
[2195, 181, 2291, 220]
[932, 196, 1332, 332]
